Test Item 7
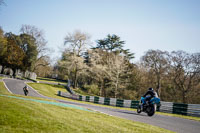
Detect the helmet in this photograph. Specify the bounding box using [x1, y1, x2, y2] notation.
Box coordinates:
[148, 88, 153, 91]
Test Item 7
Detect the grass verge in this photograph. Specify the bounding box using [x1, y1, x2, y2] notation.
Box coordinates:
[28, 83, 200, 122]
[0, 82, 173, 133]
[37, 77, 67, 84]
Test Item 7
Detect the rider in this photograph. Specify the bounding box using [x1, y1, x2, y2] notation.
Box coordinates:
[142, 88, 157, 109]
[23, 85, 29, 96]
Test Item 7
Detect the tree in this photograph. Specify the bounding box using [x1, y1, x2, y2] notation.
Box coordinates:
[4, 33, 25, 76]
[141, 50, 169, 97]
[20, 25, 50, 72]
[58, 50, 88, 88]
[169, 51, 200, 103]
[19, 33, 38, 71]
[90, 34, 135, 97]
[34, 56, 52, 77]
[0, 27, 7, 73]
[64, 30, 91, 56]
[2, 32, 38, 76]
[95, 34, 134, 60]
[87, 49, 109, 96]
[96, 34, 124, 52]
[106, 53, 130, 98]
[63, 30, 91, 88]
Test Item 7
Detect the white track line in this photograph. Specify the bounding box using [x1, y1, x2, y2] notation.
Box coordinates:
[2, 78, 13, 94]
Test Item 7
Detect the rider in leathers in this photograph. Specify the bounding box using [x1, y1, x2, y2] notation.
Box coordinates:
[142, 88, 157, 109]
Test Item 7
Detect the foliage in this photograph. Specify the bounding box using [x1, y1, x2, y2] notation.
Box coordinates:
[34, 57, 52, 77]
[0, 27, 7, 73]
[19, 33, 38, 71]
[0, 27, 39, 76]
[3, 33, 25, 76]
[20, 25, 51, 73]
[56, 33, 200, 103]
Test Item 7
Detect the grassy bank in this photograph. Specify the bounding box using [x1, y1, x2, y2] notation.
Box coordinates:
[37, 77, 67, 84]
[0, 82, 173, 133]
[28, 83, 200, 122]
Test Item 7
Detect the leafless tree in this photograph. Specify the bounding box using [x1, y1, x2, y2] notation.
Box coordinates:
[64, 30, 91, 56]
[141, 49, 169, 97]
[169, 51, 200, 103]
[59, 50, 88, 88]
[106, 53, 130, 98]
[63, 30, 91, 88]
[87, 49, 109, 96]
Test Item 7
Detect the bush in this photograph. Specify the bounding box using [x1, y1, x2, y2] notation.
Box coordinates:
[84, 84, 100, 96]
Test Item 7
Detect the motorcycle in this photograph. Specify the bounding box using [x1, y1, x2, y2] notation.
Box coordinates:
[137, 96, 160, 116]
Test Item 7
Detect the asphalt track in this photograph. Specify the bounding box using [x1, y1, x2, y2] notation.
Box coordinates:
[3, 78, 200, 133]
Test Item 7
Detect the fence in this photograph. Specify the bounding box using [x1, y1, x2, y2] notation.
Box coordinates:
[58, 91, 200, 117]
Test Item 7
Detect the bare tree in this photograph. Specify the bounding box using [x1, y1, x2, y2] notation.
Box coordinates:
[87, 49, 109, 96]
[106, 53, 130, 98]
[64, 30, 91, 56]
[58, 50, 88, 88]
[141, 49, 169, 97]
[169, 51, 200, 103]
[63, 30, 91, 88]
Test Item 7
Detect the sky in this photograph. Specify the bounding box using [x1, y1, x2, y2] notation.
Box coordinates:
[0, 0, 200, 62]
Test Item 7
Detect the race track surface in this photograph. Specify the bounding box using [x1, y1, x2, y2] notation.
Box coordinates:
[3, 78, 200, 133]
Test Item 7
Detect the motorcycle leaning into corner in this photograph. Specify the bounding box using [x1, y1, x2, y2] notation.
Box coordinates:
[137, 96, 160, 116]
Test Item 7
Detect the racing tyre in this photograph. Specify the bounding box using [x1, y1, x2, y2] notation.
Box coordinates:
[147, 104, 155, 116]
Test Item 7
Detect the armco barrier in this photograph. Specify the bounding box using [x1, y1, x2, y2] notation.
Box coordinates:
[173, 103, 188, 115]
[58, 91, 200, 117]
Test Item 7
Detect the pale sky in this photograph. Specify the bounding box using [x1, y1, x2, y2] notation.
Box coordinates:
[0, 0, 200, 62]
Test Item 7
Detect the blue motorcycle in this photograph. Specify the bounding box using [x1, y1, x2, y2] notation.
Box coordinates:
[137, 96, 160, 116]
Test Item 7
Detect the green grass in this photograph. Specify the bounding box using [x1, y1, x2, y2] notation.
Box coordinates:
[0, 81, 10, 94]
[36, 77, 67, 84]
[73, 88, 98, 96]
[28, 83, 67, 98]
[0, 77, 4, 79]
[0, 82, 173, 133]
[28, 83, 200, 122]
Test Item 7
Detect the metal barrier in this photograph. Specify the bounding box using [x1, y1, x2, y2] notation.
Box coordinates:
[58, 91, 200, 117]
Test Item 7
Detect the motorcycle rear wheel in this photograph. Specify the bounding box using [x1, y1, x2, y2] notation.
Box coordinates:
[147, 105, 155, 116]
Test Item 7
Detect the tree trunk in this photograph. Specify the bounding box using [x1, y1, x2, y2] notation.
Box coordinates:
[115, 84, 118, 98]
[1, 65, 5, 74]
[74, 67, 78, 88]
[12, 68, 16, 77]
[100, 79, 104, 97]
[115, 73, 119, 98]
[182, 89, 187, 103]
[156, 76, 161, 97]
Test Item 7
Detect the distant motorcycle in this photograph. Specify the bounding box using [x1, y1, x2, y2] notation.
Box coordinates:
[23, 86, 29, 96]
[137, 96, 160, 116]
